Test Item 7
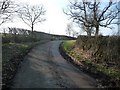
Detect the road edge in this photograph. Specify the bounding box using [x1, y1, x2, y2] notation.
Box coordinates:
[59, 41, 99, 88]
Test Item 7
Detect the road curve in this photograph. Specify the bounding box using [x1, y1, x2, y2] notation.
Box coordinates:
[12, 41, 96, 88]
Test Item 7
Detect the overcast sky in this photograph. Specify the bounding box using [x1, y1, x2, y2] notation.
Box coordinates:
[1, 0, 70, 35]
[1, 0, 119, 35]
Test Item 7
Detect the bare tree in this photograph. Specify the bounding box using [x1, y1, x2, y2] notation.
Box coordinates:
[71, 29, 78, 37]
[80, 23, 94, 36]
[66, 23, 73, 36]
[0, 0, 17, 26]
[18, 4, 46, 38]
[64, 0, 119, 36]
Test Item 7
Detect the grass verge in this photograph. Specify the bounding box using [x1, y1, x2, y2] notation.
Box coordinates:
[60, 40, 120, 88]
[61, 40, 76, 52]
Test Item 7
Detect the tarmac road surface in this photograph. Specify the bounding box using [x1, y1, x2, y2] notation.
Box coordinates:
[12, 41, 96, 88]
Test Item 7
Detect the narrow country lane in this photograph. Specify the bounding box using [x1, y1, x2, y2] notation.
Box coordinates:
[12, 41, 96, 88]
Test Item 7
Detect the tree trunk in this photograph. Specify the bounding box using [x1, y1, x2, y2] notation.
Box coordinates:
[3, 29, 6, 37]
[31, 23, 34, 39]
[95, 25, 99, 36]
[86, 27, 91, 36]
[87, 31, 91, 36]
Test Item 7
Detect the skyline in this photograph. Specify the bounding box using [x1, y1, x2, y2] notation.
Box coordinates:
[1, 0, 70, 35]
[0, 0, 119, 36]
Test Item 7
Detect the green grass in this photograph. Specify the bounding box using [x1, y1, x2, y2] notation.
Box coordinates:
[62, 40, 76, 52]
[2, 43, 32, 63]
[96, 64, 120, 80]
[62, 40, 82, 61]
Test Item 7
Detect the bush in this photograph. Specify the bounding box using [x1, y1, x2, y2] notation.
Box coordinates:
[76, 35, 120, 69]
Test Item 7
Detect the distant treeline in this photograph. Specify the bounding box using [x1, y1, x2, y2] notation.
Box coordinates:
[2, 27, 34, 43]
[2, 27, 76, 43]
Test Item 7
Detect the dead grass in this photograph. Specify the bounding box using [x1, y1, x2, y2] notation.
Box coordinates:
[61, 37, 120, 87]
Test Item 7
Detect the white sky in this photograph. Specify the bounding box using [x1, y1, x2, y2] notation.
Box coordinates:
[1, 0, 70, 35]
[0, 0, 119, 36]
